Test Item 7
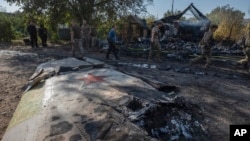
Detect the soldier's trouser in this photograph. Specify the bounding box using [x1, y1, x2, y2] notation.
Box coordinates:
[148, 41, 161, 60]
[106, 41, 119, 59]
[238, 47, 250, 68]
[91, 37, 97, 48]
[192, 47, 211, 65]
[41, 36, 47, 47]
[30, 35, 38, 48]
[83, 37, 90, 50]
[72, 39, 84, 56]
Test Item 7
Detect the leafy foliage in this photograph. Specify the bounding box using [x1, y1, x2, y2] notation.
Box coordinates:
[0, 11, 31, 42]
[207, 5, 245, 41]
[6, 0, 153, 25]
[163, 10, 186, 20]
[9, 12, 27, 38]
[0, 13, 12, 42]
[6, 0, 153, 40]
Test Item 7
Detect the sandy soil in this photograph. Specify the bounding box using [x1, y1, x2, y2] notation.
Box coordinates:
[0, 43, 250, 141]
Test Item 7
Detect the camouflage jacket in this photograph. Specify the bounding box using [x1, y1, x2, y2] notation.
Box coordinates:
[200, 30, 213, 46]
[81, 24, 91, 38]
[242, 32, 250, 48]
[151, 26, 161, 42]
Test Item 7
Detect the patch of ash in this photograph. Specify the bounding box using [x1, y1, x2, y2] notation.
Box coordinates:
[127, 97, 209, 141]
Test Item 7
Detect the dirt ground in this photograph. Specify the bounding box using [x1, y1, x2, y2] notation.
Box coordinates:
[0, 43, 250, 141]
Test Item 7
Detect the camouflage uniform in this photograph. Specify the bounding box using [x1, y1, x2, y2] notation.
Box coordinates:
[238, 30, 250, 69]
[70, 21, 84, 57]
[81, 20, 92, 51]
[148, 23, 162, 62]
[191, 25, 217, 67]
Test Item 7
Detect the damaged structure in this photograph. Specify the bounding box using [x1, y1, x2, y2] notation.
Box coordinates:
[117, 3, 245, 60]
[122, 15, 149, 43]
[159, 3, 211, 42]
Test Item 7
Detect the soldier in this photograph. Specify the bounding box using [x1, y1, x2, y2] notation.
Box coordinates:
[70, 19, 84, 57]
[190, 24, 218, 68]
[106, 25, 119, 60]
[38, 23, 48, 47]
[81, 20, 92, 51]
[148, 21, 163, 62]
[90, 26, 98, 51]
[27, 20, 39, 48]
[237, 24, 250, 69]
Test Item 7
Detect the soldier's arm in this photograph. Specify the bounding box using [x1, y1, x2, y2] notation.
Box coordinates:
[151, 29, 155, 42]
[70, 28, 74, 43]
[241, 36, 246, 48]
[87, 25, 91, 36]
[80, 25, 83, 38]
[89, 26, 92, 35]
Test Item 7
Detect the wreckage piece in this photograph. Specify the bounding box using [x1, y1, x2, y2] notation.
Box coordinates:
[29, 67, 44, 81]
[24, 70, 55, 92]
[3, 58, 156, 141]
[3, 58, 208, 141]
[24, 57, 105, 92]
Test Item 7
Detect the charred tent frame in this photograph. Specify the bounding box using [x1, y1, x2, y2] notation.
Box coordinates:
[159, 3, 211, 42]
[122, 4, 211, 43]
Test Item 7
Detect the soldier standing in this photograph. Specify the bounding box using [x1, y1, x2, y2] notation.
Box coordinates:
[27, 20, 39, 48]
[237, 24, 250, 69]
[38, 23, 48, 47]
[106, 25, 119, 60]
[190, 24, 218, 68]
[81, 20, 92, 51]
[148, 21, 163, 62]
[90, 26, 98, 51]
[70, 19, 84, 57]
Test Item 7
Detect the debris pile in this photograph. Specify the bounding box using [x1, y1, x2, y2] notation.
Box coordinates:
[126, 97, 209, 141]
[115, 38, 243, 60]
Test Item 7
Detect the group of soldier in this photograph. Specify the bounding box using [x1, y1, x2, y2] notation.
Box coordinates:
[149, 21, 250, 70]
[70, 19, 97, 57]
[27, 21, 48, 48]
[70, 17, 250, 71]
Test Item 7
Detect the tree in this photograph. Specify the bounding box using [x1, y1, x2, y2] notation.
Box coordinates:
[6, 0, 153, 24]
[0, 13, 12, 42]
[6, 0, 154, 40]
[207, 5, 245, 41]
[9, 12, 27, 39]
[163, 10, 186, 20]
[163, 10, 173, 17]
[144, 14, 157, 26]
